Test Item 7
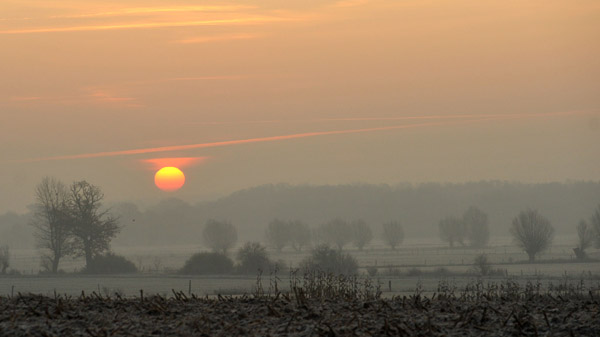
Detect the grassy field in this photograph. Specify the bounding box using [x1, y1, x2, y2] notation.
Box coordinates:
[2, 273, 599, 298]
[7, 235, 596, 271]
[2, 236, 599, 298]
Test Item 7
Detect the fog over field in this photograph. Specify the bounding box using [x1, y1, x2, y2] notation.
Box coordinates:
[0, 0, 599, 301]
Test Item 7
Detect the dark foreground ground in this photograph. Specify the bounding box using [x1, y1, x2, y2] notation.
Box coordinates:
[1, 291, 599, 337]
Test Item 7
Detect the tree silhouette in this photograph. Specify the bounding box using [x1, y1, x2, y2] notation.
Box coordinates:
[351, 219, 373, 250]
[317, 218, 352, 250]
[202, 219, 237, 254]
[591, 205, 600, 248]
[68, 180, 120, 269]
[510, 209, 554, 262]
[236, 241, 272, 274]
[30, 177, 73, 273]
[381, 221, 404, 250]
[463, 206, 490, 248]
[0, 245, 9, 274]
[438, 216, 466, 248]
[574, 220, 594, 260]
[265, 219, 291, 252]
[300, 245, 358, 275]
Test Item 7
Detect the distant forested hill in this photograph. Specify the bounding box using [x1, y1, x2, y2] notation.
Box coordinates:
[112, 181, 600, 246]
[195, 182, 599, 240]
[4, 181, 600, 248]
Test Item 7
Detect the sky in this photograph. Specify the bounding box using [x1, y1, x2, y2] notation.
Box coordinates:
[1, 0, 599, 213]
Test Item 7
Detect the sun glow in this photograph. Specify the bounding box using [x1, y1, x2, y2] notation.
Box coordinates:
[154, 167, 185, 192]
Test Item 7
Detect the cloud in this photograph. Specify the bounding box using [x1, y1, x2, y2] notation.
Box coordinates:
[20, 116, 512, 162]
[50, 5, 256, 19]
[89, 90, 135, 102]
[141, 157, 209, 170]
[0, 16, 290, 34]
[2, 89, 141, 108]
[86, 89, 142, 108]
[0, 17, 33, 21]
[174, 33, 260, 44]
[17, 109, 596, 163]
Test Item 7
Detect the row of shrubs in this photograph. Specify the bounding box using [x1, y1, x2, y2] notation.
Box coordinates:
[180, 244, 359, 275]
[75, 243, 359, 276]
[66, 245, 504, 277]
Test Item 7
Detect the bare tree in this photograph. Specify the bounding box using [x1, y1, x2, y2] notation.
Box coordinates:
[351, 219, 373, 250]
[472, 254, 492, 276]
[0, 245, 9, 274]
[381, 221, 404, 250]
[30, 177, 73, 273]
[438, 216, 466, 248]
[202, 219, 237, 254]
[463, 206, 490, 248]
[591, 204, 600, 248]
[574, 220, 594, 260]
[510, 209, 554, 262]
[300, 245, 358, 275]
[265, 219, 291, 252]
[68, 181, 120, 269]
[317, 218, 352, 250]
[236, 242, 272, 274]
[289, 220, 311, 252]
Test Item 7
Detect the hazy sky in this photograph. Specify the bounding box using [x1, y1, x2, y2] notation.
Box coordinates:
[1, 0, 599, 213]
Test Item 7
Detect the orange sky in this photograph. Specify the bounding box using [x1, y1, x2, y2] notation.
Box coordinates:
[1, 0, 599, 212]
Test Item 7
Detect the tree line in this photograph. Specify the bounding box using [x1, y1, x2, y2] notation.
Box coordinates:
[200, 205, 600, 264]
[438, 206, 600, 262]
[265, 218, 405, 251]
[1, 179, 600, 274]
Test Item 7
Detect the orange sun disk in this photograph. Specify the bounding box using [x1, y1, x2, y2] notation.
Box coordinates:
[154, 167, 185, 192]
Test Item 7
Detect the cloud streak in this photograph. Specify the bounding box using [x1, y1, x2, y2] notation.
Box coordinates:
[142, 157, 208, 170]
[174, 33, 260, 44]
[0, 16, 289, 34]
[50, 5, 256, 19]
[16, 109, 595, 163]
[20, 116, 512, 163]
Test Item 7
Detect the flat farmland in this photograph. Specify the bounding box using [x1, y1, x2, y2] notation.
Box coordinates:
[2, 236, 599, 298]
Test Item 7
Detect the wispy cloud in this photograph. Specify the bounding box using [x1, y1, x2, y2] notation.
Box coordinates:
[16, 109, 596, 163]
[1, 94, 79, 106]
[20, 116, 513, 162]
[89, 90, 134, 103]
[0, 16, 289, 34]
[50, 5, 256, 19]
[87, 89, 142, 107]
[174, 33, 260, 44]
[141, 157, 208, 170]
[2, 89, 141, 108]
[0, 17, 33, 21]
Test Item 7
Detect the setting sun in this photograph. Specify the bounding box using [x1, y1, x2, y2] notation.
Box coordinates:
[154, 167, 185, 192]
